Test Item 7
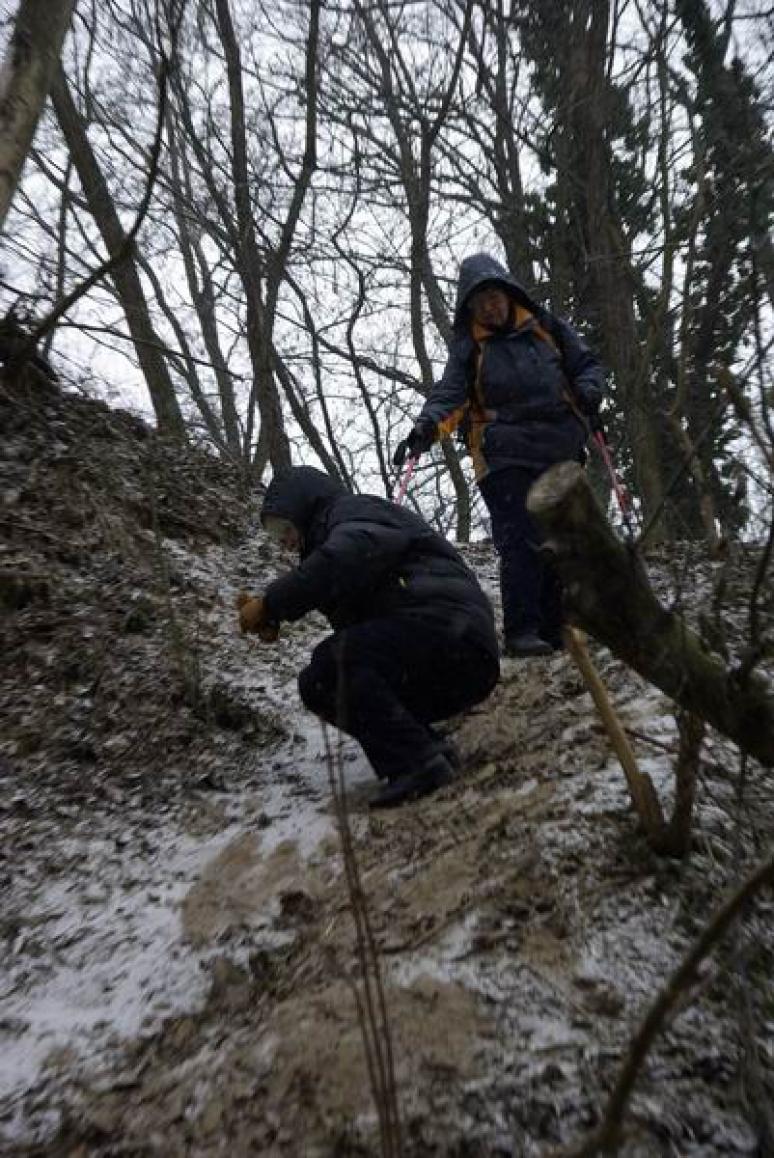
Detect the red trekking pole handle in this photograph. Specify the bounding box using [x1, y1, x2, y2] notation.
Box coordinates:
[394, 456, 417, 507]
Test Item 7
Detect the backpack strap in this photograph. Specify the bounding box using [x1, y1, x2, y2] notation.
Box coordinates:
[470, 306, 590, 439]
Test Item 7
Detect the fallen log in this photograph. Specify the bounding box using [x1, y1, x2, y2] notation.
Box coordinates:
[527, 462, 774, 766]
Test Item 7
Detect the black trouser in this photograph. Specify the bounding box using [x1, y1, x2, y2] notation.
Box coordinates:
[298, 618, 499, 781]
[479, 466, 564, 644]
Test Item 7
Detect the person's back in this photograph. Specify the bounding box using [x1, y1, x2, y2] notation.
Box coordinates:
[261, 467, 497, 658]
[238, 466, 499, 808]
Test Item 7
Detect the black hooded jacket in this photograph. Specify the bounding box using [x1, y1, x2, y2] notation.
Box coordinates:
[261, 467, 498, 658]
[419, 253, 606, 477]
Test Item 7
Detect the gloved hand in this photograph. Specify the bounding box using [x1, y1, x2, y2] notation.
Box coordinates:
[575, 384, 604, 432]
[235, 591, 280, 641]
[575, 384, 602, 417]
[392, 418, 436, 468]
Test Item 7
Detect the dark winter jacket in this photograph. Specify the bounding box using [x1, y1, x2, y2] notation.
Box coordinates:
[420, 254, 606, 479]
[261, 467, 498, 659]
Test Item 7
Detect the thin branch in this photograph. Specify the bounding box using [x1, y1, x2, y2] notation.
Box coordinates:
[561, 851, 774, 1157]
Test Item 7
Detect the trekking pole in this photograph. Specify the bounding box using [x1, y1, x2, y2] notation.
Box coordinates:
[394, 455, 417, 507]
[563, 389, 636, 534]
[592, 427, 631, 521]
[586, 421, 639, 542]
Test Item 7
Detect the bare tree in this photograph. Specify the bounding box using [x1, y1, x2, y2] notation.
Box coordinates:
[321, 0, 476, 535]
[3, 0, 773, 544]
[0, 0, 75, 234]
[49, 64, 185, 437]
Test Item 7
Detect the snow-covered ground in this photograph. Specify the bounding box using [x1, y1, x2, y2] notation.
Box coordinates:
[2, 387, 773, 1155]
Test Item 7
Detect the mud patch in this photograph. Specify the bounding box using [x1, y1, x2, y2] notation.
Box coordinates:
[262, 974, 485, 1133]
[182, 833, 335, 947]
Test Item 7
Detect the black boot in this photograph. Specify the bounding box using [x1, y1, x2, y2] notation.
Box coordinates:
[539, 621, 566, 652]
[427, 726, 461, 770]
[503, 631, 553, 658]
[369, 753, 455, 809]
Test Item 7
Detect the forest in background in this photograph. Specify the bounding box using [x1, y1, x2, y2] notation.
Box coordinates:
[2, 0, 773, 543]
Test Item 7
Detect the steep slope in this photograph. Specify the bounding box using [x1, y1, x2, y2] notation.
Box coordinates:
[1, 379, 773, 1156]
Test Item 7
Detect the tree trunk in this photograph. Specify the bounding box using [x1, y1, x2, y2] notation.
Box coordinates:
[527, 462, 774, 765]
[50, 67, 185, 438]
[471, 2, 535, 281]
[0, 0, 74, 233]
[675, 0, 774, 535]
[549, 0, 668, 530]
[214, 0, 292, 474]
[165, 111, 240, 454]
[353, 2, 472, 539]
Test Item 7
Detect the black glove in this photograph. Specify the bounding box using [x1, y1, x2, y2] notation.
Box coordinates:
[576, 384, 602, 415]
[575, 384, 604, 432]
[392, 418, 436, 467]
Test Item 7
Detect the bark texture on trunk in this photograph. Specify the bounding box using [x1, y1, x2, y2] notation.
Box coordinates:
[0, 0, 74, 232]
[528, 462, 774, 766]
[50, 68, 185, 438]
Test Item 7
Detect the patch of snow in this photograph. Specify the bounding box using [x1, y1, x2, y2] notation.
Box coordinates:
[0, 824, 243, 1111]
[1, 696, 372, 1143]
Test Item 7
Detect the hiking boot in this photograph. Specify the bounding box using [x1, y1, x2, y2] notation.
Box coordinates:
[503, 632, 553, 658]
[439, 737, 462, 769]
[427, 727, 461, 770]
[369, 753, 455, 810]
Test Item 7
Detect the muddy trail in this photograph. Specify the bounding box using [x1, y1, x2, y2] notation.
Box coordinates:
[2, 379, 773, 1156]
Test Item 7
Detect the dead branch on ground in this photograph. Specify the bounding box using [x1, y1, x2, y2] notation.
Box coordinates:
[560, 851, 774, 1156]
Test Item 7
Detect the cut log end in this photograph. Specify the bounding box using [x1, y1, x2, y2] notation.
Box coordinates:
[526, 461, 596, 531]
[528, 459, 774, 768]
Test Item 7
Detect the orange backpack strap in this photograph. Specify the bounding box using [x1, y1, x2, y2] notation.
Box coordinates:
[463, 342, 491, 479]
[532, 320, 560, 354]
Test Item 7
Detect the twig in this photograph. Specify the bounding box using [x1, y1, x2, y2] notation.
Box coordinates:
[623, 728, 677, 755]
[559, 850, 774, 1156]
[322, 721, 403, 1156]
[564, 626, 665, 842]
[663, 709, 703, 856]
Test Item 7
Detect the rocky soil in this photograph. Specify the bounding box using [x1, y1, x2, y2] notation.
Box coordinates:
[2, 374, 773, 1156]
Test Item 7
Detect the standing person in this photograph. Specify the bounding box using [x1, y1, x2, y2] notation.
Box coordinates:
[394, 253, 605, 658]
[237, 466, 499, 808]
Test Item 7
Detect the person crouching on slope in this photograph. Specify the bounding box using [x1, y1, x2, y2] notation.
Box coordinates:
[236, 466, 499, 809]
[394, 253, 606, 658]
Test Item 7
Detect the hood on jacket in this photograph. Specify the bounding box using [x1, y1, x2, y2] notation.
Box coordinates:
[452, 253, 542, 331]
[261, 466, 347, 536]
